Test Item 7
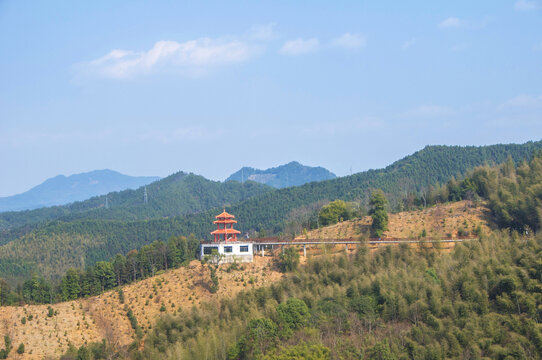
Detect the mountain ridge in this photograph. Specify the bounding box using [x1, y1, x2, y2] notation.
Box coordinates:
[226, 161, 336, 188]
[0, 169, 160, 213]
[1, 140, 541, 282]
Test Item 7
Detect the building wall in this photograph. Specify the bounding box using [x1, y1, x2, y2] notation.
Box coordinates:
[200, 242, 254, 263]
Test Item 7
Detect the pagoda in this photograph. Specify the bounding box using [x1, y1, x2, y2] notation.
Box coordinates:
[210, 210, 241, 242]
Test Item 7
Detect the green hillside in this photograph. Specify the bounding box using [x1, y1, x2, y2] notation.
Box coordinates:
[139, 231, 542, 360]
[73, 151, 542, 359]
[1, 140, 541, 283]
[228, 141, 542, 234]
[135, 152, 542, 360]
[0, 172, 271, 245]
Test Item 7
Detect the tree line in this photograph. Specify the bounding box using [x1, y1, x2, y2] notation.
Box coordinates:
[0, 235, 200, 305]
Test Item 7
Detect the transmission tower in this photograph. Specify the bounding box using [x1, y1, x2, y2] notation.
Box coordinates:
[143, 186, 148, 204]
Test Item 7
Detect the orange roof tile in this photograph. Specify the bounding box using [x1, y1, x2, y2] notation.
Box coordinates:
[215, 210, 235, 219]
[210, 229, 241, 235]
[213, 219, 237, 224]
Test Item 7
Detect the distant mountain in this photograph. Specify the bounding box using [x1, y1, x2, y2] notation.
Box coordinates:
[0, 171, 272, 241]
[226, 161, 336, 188]
[1, 140, 542, 283]
[0, 170, 160, 213]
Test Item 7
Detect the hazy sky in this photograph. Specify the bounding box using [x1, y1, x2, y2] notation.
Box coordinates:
[1, 0, 541, 197]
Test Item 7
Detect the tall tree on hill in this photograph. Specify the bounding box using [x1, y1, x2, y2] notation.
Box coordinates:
[369, 190, 388, 238]
[61, 268, 81, 301]
[0, 279, 11, 306]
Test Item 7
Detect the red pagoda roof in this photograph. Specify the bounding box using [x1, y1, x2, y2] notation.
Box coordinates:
[215, 210, 235, 219]
[210, 228, 241, 235]
[213, 219, 237, 224]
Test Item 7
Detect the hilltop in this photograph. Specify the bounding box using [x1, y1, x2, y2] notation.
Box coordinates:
[0, 140, 540, 282]
[298, 200, 491, 241]
[0, 172, 271, 239]
[226, 161, 336, 188]
[0, 170, 159, 213]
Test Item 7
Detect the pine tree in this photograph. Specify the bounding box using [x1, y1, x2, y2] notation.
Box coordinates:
[369, 190, 388, 237]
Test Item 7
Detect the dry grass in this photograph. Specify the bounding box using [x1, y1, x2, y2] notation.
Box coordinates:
[0, 257, 281, 359]
[297, 200, 490, 240]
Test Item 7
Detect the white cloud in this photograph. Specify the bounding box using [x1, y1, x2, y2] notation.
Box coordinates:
[514, 0, 540, 11]
[247, 23, 277, 41]
[403, 105, 455, 118]
[77, 37, 262, 79]
[438, 17, 464, 28]
[498, 94, 542, 110]
[279, 38, 320, 56]
[402, 38, 416, 49]
[331, 33, 366, 49]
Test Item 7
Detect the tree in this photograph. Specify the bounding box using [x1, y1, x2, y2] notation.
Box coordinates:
[0, 279, 11, 306]
[167, 236, 182, 268]
[126, 250, 139, 282]
[318, 200, 354, 226]
[22, 275, 51, 304]
[260, 343, 331, 360]
[93, 262, 116, 292]
[237, 318, 278, 358]
[369, 190, 388, 237]
[61, 268, 81, 301]
[276, 298, 310, 338]
[367, 341, 396, 360]
[209, 265, 219, 293]
[277, 247, 300, 272]
[112, 254, 127, 286]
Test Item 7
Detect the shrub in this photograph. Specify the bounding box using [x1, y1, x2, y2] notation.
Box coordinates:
[276, 298, 310, 338]
[318, 200, 355, 226]
[277, 247, 300, 273]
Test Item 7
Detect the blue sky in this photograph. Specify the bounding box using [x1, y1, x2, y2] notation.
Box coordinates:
[1, 0, 541, 196]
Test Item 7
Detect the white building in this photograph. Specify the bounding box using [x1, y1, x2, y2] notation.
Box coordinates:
[200, 242, 254, 263]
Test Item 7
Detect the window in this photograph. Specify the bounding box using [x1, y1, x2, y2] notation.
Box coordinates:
[203, 246, 218, 255]
[240, 245, 249, 253]
[224, 246, 233, 253]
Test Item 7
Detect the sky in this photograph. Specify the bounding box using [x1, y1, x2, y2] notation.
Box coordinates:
[1, 0, 541, 197]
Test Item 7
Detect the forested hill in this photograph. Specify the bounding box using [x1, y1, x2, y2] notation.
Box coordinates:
[0, 140, 541, 282]
[0, 172, 271, 239]
[226, 161, 336, 188]
[227, 141, 542, 234]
